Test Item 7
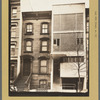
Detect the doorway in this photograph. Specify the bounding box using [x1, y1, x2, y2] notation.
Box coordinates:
[23, 58, 31, 76]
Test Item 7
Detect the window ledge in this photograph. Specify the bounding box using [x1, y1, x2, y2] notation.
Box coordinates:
[24, 51, 33, 53]
[25, 33, 33, 35]
[39, 73, 50, 75]
[40, 33, 49, 35]
[40, 51, 49, 53]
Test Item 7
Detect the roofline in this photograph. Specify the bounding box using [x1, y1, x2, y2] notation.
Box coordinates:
[22, 10, 52, 13]
[52, 3, 85, 6]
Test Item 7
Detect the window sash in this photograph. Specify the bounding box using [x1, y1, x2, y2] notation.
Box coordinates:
[11, 48, 15, 55]
[11, 31, 16, 37]
[42, 24, 48, 28]
[11, 26, 16, 37]
[39, 80, 47, 88]
[26, 24, 33, 32]
[40, 60, 47, 66]
[41, 41, 48, 51]
[12, 9, 17, 14]
[26, 47, 32, 51]
[40, 67, 47, 73]
[42, 23, 48, 33]
[40, 60, 47, 73]
[42, 29, 48, 33]
[12, 8, 17, 16]
[26, 41, 32, 46]
[11, 45, 15, 55]
[25, 40, 32, 51]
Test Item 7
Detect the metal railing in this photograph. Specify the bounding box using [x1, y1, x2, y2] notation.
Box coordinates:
[25, 73, 32, 90]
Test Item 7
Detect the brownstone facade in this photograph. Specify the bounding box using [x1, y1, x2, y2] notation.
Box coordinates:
[20, 11, 52, 90]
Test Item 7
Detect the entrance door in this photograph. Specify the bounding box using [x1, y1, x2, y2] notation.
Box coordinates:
[23, 58, 31, 76]
[62, 78, 84, 90]
[53, 59, 60, 84]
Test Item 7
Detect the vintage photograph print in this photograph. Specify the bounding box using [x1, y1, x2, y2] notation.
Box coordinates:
[9, 0, 89, 96]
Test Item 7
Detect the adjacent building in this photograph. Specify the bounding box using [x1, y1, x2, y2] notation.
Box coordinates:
[51, 3, 88, 92]
[10, 0, 22, 85]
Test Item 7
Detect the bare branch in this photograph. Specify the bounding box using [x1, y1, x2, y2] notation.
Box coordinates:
[80, 67, 86, 70]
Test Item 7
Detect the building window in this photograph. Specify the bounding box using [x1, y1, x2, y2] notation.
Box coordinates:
[24, 39, 33, 52]
[12, 8, 17, 17]
[11, 44, 16, 55]
[53, 39, 60, 46]
[10, 60, 17, 80]
[86, 22, 89, 32]
[39, 80, 47, 89]
[40, 38, 49, 53]
[11, 26, 16, 37]
[41, 22, 49, 34]
[77, 38, 83, 45]
[10, 64, 14, 80]
[40, 60, 47, 74]
[41, 41, 48, 51]
[25, 40, 32, 52]
[61, 56, 84, 63]
[26, 23, 33, 33]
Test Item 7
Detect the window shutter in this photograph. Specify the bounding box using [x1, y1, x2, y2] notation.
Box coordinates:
[25, 23, 27, 33]
[57, 39, 60, 46]
[54, 39, 56, 44]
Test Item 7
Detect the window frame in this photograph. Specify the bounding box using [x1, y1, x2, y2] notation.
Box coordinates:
[61, 56, 84, 63]
[11, 25, 16, 37]
[12, 7, 17, 17]
[53, 39, 60, 46]
[77, 38, 83, 45]
[39, 79, 47, 89]
[39, 59, 48, 74]
[25, 23, 33, 35]
[10, 44, 16, 56]
[24, 38, 33, 53]
[41, 22, 49, 35]
[40, 38, 49, 53]
[10, 60, 17, 80]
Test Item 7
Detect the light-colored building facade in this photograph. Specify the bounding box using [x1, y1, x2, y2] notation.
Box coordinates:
[51, 3, 88, 92]
[10, 0, 22, 85]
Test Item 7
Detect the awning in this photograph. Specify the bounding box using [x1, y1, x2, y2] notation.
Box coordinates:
[51, 53, 66, 59]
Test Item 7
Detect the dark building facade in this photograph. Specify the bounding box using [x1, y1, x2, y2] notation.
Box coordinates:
[15, 11, 52, 91]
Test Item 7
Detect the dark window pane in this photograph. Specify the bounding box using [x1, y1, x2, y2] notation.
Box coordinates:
[57, 39, 60, 46]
